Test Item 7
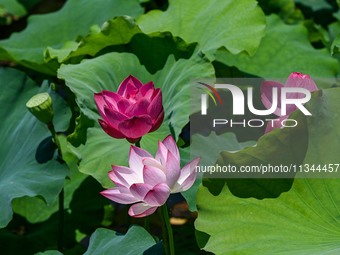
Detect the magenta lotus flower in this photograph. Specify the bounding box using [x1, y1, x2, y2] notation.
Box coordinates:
[94, 75, 164, 143]
[261, 72, 318, 133]
[100, 135, 200, 218]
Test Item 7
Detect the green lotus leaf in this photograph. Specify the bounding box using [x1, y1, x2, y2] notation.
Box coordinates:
[84, 226, 156, 255]
[195, 88, 340, 254]
[0, 0, 143, 74]
[216, 15, 339, 84]
[137, 0, 266, 57]
[0, 68, 69, 227]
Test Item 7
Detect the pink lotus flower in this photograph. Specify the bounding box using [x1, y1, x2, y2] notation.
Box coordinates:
[101, 135, 200, 218]
[94, 75, 164, 143]
[261, 72, 318, 133]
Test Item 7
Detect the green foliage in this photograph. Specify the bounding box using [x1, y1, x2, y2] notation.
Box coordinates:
[0, 212, 76, 255]
[35, 251, 63, 255]
[217, 110, 308, 176]
[182, 132, 256, 211]
[258, 0, 304, 24]
[196, 88, 340, 253]
[0, 0, 26, 24]
[216, 15, 339, 82]
[331, 34, 340, 54]
[295, 0, 333, 11]
[192, 132, 256, 167]
[45, 16, 143, 63]
[12, 171, 86, 223]
[0, 68, 68, 228]
[1, 0, 340, 254]
[84, 226, 156, 255]
[138, 0, 266, 57]
[303, 89, 340, 169]
[0, 0, 143, 74]
[196, 177, 340, 254]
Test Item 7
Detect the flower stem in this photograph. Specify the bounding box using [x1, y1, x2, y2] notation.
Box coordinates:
[57, 188, 64, 251]
[47, 121, 56, 138]
[135, 139, 141, 148]
[160, 204, 175, 255]
[144, 215, 150, 233]
[47, 122, 64, 252]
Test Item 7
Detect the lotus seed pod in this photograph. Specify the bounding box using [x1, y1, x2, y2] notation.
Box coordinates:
[26, 92, 54, 124]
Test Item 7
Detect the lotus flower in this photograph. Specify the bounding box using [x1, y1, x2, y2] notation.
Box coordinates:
[94, 75, 164, 143]
[261, 72, 318, 133]
[101, 135, 200, 218]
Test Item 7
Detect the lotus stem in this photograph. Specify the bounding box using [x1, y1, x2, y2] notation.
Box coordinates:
[57, 188, 64, 251]
[160, 204, 175, 255]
